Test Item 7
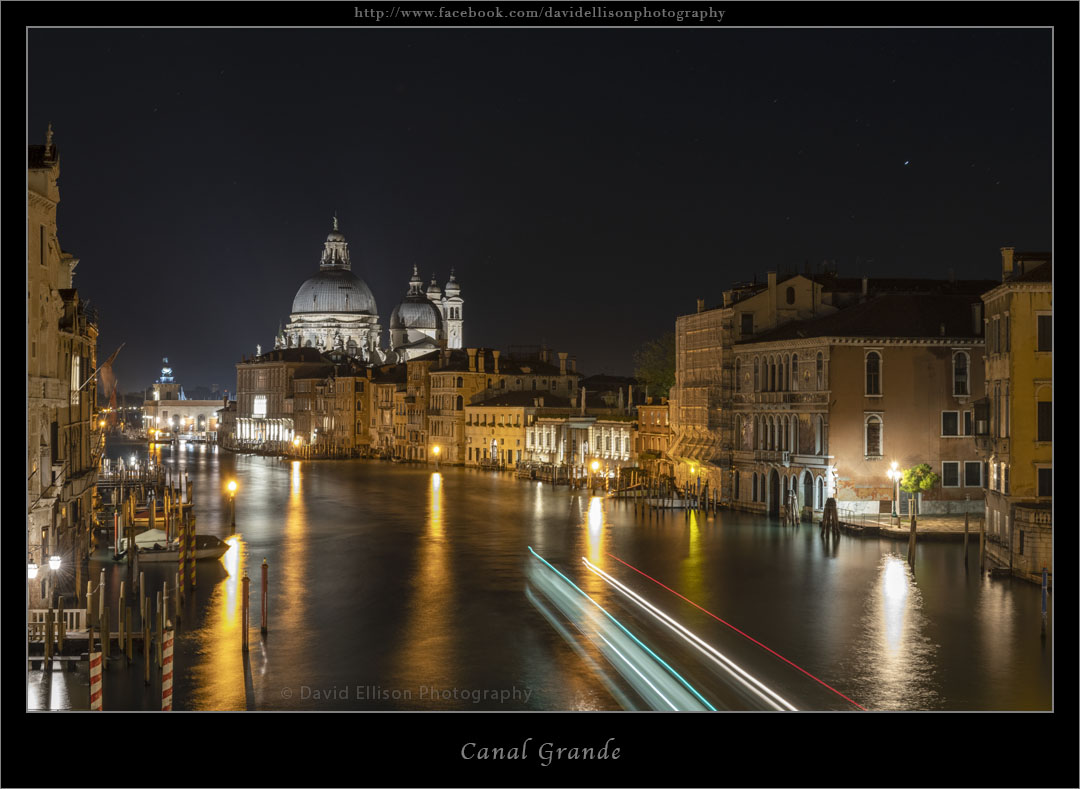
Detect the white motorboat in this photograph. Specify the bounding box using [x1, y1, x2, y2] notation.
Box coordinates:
[117, 528, 230, 563]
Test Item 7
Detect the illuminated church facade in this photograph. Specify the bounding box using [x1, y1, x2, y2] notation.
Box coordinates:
[274, 218, 463, 363]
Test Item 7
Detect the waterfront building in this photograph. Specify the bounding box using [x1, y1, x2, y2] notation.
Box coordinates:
[978, 249, 1052, 583]
[233, 347, 333, 451]
[731, 288, 990, 521]
[142, 358, 225, 441]
[369, 364, 406, 457]
[524, 390, 635, 482]
[634, 398, 673, 478]
[427, 347, 581, 465]
[670, 274, 835, 504]
[671, 269, 1001, 506]
[27, 126, 99, 607]
[463, 391, 549, 468]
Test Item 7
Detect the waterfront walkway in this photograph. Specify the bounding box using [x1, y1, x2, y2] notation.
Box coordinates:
[838, 512, 985, 541]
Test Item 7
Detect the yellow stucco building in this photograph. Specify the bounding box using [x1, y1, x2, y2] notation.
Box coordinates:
[979, 248, 1052, 584]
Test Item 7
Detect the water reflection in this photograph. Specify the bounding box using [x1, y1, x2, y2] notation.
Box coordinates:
[187, 533, 246, 710]
[393, 472, 455, 700]
[851, 555, 939, 710]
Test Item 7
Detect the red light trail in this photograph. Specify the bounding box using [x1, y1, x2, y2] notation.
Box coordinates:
[605, 551, 868, 711]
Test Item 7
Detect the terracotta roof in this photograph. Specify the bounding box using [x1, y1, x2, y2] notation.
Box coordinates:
[739, 292, 985, 344]
[1008, 260, 1052, 283]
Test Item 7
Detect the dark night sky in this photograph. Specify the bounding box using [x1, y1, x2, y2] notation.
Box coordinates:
[28, 27, 1052, 395]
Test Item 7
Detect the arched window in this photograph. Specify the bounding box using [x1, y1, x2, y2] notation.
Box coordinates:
[803, 472, 813, 510]
[734, 415, 742, 450]
[791, 354, 798, 391]
[816, 352, 824, 390]
[754, 358, 760, 391]
[865, 415, 882, 457]
[815, 476, 824, 509]
[456, 395, 463, 410]
[770, 357, 776, 391]
[752, 473, 758, 502]
[786, 286, 795, 305]
[815, 415, 825, 455]
[865, 351, 881, 395]
[953, 352, 969, 396]
[735, 472, 740, 500]
[735, 358, 741, 392]
[457, 376, 463, 388]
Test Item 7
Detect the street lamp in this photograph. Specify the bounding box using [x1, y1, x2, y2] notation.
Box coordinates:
[227, 479, 238, 528]
[28, 562, 39, 580]
[886, 461, 901, 520]
[590, 460, 599, 492]
[49, 555, 61, 571]
[433, 444, 440, 470]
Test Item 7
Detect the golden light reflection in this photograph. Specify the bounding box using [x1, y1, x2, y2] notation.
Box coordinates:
[586, 496, 604, 565]
[188, 533, 246, 710]
[680, 509, 706, 605]
[393, 471, 454, 698]
[291, 461, 301, 495]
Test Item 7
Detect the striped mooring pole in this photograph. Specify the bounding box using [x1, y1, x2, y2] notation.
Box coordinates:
[89, 651, 103, 710]
[161, 627, 175, 710]
[189, 517, 197, 589]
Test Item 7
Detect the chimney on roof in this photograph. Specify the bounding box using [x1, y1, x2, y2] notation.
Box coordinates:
[580, 387, 586, 415]
[467, 347, 477, 372]
[723, 291, 732, 308]
[696, 298, 705, 313]
[570, 357, 576, 374]
[940, 322, 946, 336]
[492, 349, 500, 375]
[478, 351, 485, 374]
[1000, 247, 1015, 281]
[861, 276, 868, 299]
[767, 271, 777, 293]
[558, 352, 567, 376]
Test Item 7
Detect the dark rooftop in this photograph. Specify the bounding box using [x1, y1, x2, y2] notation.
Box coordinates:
[738, 292, 986, 344]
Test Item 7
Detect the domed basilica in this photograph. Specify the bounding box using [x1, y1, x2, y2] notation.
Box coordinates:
[274, 218, 463, 363]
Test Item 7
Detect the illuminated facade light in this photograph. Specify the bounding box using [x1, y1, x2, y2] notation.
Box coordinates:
[28, 562, 39, 580]
[48, 555, 61, 571]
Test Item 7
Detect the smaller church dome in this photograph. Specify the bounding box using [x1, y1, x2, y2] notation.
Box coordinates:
[425, 274, 442, 300]
[390, 298, 443, 331]
[444, 268, 461, 296]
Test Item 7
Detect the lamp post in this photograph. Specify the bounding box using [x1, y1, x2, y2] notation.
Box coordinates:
[227, 480, 238, 529]
[433, 444, 440, 471]
[886, 461, 901, 523]
[590, 460, 599, 493]
[293, 436, 301, 458]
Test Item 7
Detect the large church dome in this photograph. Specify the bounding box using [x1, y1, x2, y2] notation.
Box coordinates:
[291, 269, 378, 315]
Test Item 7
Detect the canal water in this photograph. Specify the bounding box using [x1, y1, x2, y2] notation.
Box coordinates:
[31, 440, 1052, 711]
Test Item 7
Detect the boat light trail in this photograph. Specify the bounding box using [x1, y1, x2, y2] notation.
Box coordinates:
[605, 551, 867, 711]
[524, 548, 712, 708]
[583, 557, 795, 711]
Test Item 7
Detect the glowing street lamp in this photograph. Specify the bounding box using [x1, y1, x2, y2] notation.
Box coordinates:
[433, 444, 441, 470]
[28, 562, 39, 580]
[49, 555, 61, 571]
[886, 461, 902, 519]
[590, 459, 599, 492]
[227, 479, 238, 528]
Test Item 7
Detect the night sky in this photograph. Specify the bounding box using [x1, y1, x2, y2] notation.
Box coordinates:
[28, 27, 1052, 395]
